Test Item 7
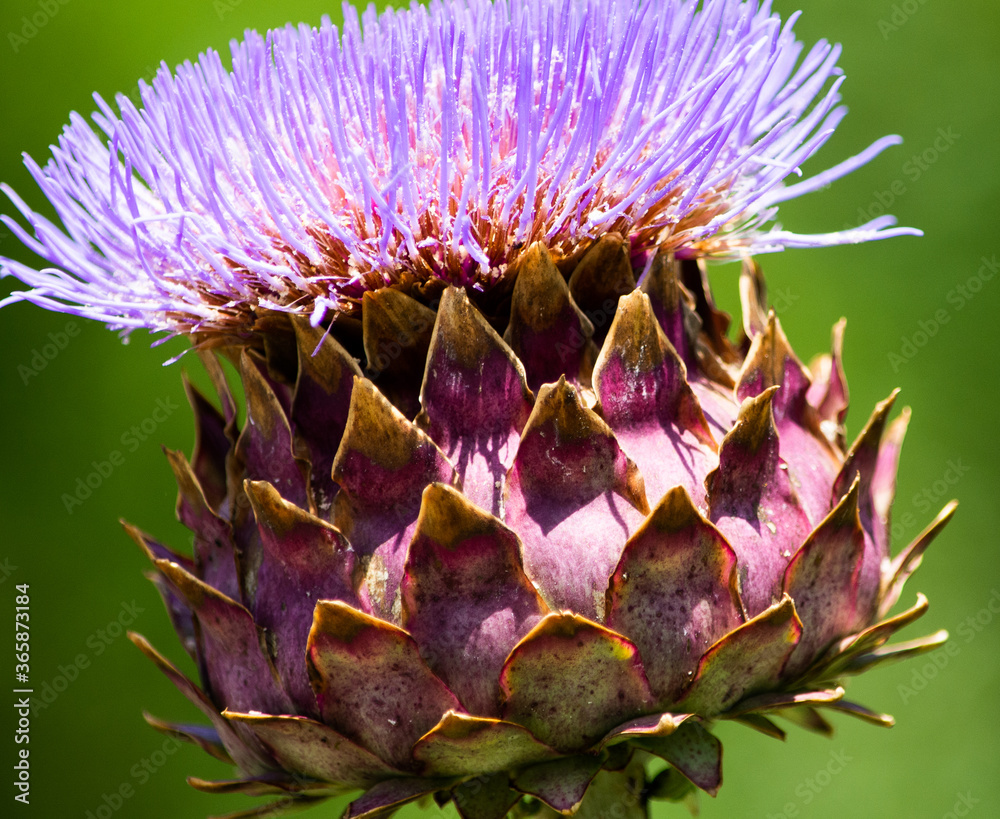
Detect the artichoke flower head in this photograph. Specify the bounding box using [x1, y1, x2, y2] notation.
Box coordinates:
[0, 1, 955, 817]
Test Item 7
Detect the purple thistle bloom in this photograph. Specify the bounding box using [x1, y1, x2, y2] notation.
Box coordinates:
[0, 3, 957, 816]
[1, 0, 916, 338]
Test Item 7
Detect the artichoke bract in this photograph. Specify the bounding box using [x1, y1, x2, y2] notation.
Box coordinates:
[0, 0, 955, 817]
[123, 246, 954, 818]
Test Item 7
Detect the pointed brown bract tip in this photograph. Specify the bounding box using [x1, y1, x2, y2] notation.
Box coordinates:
[826, 700, 895, 728]
[823, 592, 933, 680]
[141, 711, 174, 731]
[239, 349, 283, 439]
[422, 709, 480, 741]
[639, 250, 682, 304]
[832, 316, 847, 352]
[431, 286, 520, 371]
[121, 519, 157, 562]
[726, 385, 780, 455]
[738, 255, 768, 339]
[233, 346, 312, 511]
[645, 485, 709, 535]
[526, 377, 652, 515]
[530, 377, 597, 441]
[503, 242, 597, 391]
[334, 376, 439, 473]
[128, 629, 155, 655]
[827, 473, 863, 530]
[361, 287, 436, 373]
[418, 284, 534, 455]
[243, 479, 336, 542]
[639, 252, 703, 358]
[765, 594, 799, 630]
[244, 479, 291, 528]
[884, 405, 911, 450]
[507, 243, 581, 331]
[520, 240, 554, 270]
[593, 287, 714, 449]
[186, 776, 295, 797]
[624, 465, 650, 517]
[567, 232, 635, 322]
[832, 388, 901, 499]
[128, 630, 195, 691]
[735, 311, 809, 403]
[359, 287, 437, 417]
[879, 500, 958, 616]
[413, 483, 502, 550]
[736, 713, 787, 741]
[163, 445, 195, 489]
[291, 315, 361, 393]
[155, 558, 210, 609]
[843, 628, 950, 675]
[728, 687, 845, 718]
[598, 290, 668, 373]
[163, 447, 214, 519]
[520, 610, 590, 642]
[856, 389, 901, 446]
[308, 600, 378, 647]
[143, 712, 235, 764]
[194, 347, 238, 425]
[808, 318, 850, 439]
[871, 388, 901, 425]
[504, 611, 647, 671]
[600, 711, 696, 746]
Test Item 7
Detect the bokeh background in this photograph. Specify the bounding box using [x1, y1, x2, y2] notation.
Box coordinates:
[0, 1, 997, 817]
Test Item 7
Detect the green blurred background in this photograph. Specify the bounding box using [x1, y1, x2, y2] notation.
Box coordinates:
[0, 0, 997, 816]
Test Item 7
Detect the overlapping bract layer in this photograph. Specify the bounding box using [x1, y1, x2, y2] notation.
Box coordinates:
[129, 242, 954, 818]
[1, 0, 917, 336]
